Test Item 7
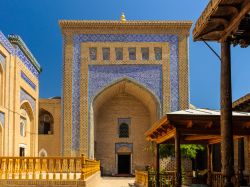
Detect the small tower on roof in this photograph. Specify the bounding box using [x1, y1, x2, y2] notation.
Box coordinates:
[120, 12, 126, 22]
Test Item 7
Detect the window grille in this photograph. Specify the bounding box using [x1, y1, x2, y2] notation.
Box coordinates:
[154, 47, 162, 60]
[141, 47, 149, 60]
[102, 48, 110, 60]
[119, 123, 129, 138]
[89, 48, 97, 61]
[128, 48, 136, 60]
[115, 48, 123, 60]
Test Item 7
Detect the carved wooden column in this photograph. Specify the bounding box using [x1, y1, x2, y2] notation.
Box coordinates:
[220, 41, 234, 187]
[207, 144, 212, 185]
[175, 130, 181, 187]
[156, 144, 160, 187]
[238, 137, 246, 186]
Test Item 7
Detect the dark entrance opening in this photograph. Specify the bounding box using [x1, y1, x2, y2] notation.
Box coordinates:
[118, 154, 130, 174]
[19, 147, 25, 157]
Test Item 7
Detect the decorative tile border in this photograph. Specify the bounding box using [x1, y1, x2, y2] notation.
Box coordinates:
[16, 47, 39, 78]
[72, 34, 179, 151]
[0, 54, 6, 69]
[20, 88, 36, 112]
[0, 31, 14, 54]
[21, 72, 36, 90]
[88, 64, 162, 104]
[0, 31, 39, 78]
[0, 112, 4, 127]
[115, 143, 133, 152]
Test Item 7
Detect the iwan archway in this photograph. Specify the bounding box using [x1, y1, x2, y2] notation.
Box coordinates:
[90, 78, 160, 175]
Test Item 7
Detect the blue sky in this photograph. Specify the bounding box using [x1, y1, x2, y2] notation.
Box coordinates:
[0, 0, 249, 109]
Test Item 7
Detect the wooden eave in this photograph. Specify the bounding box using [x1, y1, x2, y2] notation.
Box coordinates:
[233, 93, 250, 111]
[193, 0, 250, 47]
[145, 113, 250, 144]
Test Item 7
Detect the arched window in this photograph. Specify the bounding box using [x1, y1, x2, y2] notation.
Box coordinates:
[119, 123, 129, 138]
[39, 110, 53, 135]
[39, 149, 48, 157]
[20, 121, 26, 137]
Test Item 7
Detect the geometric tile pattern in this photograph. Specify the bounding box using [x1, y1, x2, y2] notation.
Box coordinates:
[88, 64, 162, 105]
[15, 47, 39, 79]
[20, 88, 36, 112]
[0, 112, 4, 127]
[71, 34, 179, 151]
[0, 31, 14, 54]
[0, 53, 6, 69]
[21, 72, 36, 90]
[0, 31, 39, 78]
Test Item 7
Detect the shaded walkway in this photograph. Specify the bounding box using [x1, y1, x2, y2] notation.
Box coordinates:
[97, 177, 135, 187]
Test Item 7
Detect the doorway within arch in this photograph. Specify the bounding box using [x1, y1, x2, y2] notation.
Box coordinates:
[91, 78, 160, 175]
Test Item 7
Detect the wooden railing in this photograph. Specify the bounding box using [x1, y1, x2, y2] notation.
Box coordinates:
[211, 172, 223, 187]
[135, 170, 148, 187]
[135, 170, 175, 187]
[211, 172, 243, 187]
[0, 155, 100, 180]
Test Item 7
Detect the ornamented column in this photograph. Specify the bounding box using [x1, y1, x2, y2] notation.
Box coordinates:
[220, 41, 234, 187]
[175, 129, 181, 187]
[61, 33, 74, 156]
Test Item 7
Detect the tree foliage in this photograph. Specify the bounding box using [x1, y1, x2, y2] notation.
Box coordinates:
[159, 144, 204, 159]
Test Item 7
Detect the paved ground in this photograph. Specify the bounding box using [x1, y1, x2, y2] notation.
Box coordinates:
[97, 177, 135, 187]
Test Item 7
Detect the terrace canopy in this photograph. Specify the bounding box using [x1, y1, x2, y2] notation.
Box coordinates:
[193, 0, 250, 47]
[145, 108, 250, 186]
[193, 1, 250, 186]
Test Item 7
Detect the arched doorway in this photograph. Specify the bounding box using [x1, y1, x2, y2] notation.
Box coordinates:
[91, 78, 160, 175]
[39, 109, 54, 135]
[19, 101, 35, 156]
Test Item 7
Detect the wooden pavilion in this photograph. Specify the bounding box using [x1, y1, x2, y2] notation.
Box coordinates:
[145, 108, 250, 186]
[193, 1, 250, 186]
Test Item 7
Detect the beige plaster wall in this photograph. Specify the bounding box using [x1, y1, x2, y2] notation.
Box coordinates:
[95, 92, 155, 175]
[0, 39, 39, 156]
[38, 98, 61, 156]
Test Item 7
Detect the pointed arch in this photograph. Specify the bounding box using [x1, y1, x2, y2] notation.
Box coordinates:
[39, 108, 54, 134]
[92, 77, 161, 117]
[20, 100, 34, 121]
[0, 63, 4, 106]
[88, 77, 161, 159]
[39, 148, 48, 157]
[20, 100, 35, 156]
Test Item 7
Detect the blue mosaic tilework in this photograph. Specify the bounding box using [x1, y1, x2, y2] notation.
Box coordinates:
[88, 65, 162, 104]
[0, 31, 14, 54]
[0, 112, 4, 127]
[115, 143, 133, 152]
[71, 34, 179, 151]
[0, 31, 39, 79]
[0, 54, 6, 69]
[20, 88, 36, 112]
[21, 72, 36, 90]
[15, 47, 39, 79]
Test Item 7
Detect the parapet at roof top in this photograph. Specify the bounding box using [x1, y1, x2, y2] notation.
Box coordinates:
[8, 34, 42, 72]
[59, 20, 193, 29]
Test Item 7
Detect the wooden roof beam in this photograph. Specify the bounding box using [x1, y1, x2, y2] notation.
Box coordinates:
[220, 0, 250, 42]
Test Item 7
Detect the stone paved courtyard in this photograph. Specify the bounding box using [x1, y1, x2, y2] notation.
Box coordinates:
[97, 177, 135, 187]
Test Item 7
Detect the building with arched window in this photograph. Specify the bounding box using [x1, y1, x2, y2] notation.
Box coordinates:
[38, 97, 61, 156]
[0, 31, 41, 156]
[57, 19, 192, 175]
